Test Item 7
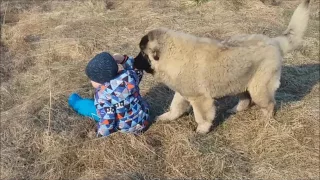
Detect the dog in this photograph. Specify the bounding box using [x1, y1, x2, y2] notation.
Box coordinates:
[137, 0, 311, 134]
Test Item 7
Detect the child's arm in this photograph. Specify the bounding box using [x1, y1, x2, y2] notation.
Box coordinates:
[121, 55, 135, 70]
[113, 53, 143, 83]
[113, 53, 134, 70]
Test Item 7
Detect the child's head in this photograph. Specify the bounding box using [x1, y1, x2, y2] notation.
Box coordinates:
[85, 52, 118, 85]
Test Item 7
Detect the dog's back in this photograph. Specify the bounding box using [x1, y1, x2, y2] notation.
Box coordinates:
[151, 28, 280, 97]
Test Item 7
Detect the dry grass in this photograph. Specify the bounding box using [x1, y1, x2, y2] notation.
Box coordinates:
[0, 0, 319, 179]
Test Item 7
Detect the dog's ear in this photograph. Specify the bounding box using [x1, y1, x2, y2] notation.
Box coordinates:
[139, 34, 149, 51]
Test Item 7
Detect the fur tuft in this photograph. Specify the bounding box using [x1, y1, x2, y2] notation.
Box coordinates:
[273, 0, 311, 54]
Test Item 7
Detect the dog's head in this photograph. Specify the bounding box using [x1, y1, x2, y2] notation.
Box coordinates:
[138, 28, 168, 72]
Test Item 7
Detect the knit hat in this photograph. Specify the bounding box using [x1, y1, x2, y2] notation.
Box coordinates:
[85, 52, 118, 84]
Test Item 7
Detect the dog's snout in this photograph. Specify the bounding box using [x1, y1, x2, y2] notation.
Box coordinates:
[153, 55, 159, 61]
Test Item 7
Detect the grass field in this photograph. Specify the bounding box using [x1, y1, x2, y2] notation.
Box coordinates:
[0, 0, 319, 179]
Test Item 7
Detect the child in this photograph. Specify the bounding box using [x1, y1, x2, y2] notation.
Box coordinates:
[68, 52, 151, 122]
[71, 52, 150, 137]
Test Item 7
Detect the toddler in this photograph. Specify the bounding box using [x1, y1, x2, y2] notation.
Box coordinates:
[85, 52, 150, 137]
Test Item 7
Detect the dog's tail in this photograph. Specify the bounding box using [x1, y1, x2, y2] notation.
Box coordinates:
[272, 0, 310, 55]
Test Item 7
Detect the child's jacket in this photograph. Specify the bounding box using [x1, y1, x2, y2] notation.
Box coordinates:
[94, 57, 150, 136]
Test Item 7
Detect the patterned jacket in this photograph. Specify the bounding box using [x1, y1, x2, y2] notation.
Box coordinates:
[94, 56, 150, 137]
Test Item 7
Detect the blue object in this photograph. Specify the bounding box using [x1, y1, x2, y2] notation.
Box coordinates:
[68, 93, 100, 122]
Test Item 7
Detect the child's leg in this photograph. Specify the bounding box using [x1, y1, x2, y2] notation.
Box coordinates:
[68, 93, 100, 122]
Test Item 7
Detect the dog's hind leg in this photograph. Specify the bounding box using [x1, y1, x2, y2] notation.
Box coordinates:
[189, 96, 214, 134]
[227, 91, 251, 114]
[250, 89, 276, 118]
[248, 71, 280, 119]
[156, 92, 190, 121]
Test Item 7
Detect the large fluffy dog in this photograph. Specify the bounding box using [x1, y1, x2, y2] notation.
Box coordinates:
[137, 0, 311, 133]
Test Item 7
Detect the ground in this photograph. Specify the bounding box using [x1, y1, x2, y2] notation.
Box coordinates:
[0, 0, 319, 179]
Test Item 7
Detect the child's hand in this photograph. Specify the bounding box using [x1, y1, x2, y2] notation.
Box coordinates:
[113, 53, 125, 64]
[117, 64, 124, 72]
[91, 81, 102, 88]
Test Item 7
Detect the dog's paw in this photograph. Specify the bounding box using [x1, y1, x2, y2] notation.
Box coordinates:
[156, 112, 173, 121]
[196, 122, 212, 134]
[261, 107, 275, 119]
[140, 90, 148, 97]
[226, 107, 237, 114]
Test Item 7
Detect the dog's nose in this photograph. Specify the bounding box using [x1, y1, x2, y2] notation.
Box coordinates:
[153, 55, 159, 61]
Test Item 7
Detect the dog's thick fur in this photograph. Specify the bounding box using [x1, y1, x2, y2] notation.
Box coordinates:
[138, 0, 311, 133]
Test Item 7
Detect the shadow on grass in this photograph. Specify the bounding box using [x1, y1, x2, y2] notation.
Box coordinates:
[143, 83, 175, 120]
[144, 63, 319, 129]
[276, 63, 319, 103]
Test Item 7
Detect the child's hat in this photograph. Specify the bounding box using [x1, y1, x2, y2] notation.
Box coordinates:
[85, 52, 118, 84]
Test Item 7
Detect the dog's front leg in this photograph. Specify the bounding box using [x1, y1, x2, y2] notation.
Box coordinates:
[189, 96, 214, 134]
[156, 92, 190, 121]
